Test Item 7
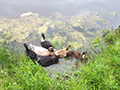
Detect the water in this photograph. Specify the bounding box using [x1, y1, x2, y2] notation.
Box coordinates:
[0, 0, 120, 76]
[0, 0, 120, 27]
[0, 1, 120, 16]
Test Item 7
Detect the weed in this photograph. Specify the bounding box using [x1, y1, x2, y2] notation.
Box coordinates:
[0, 27, 120, 90]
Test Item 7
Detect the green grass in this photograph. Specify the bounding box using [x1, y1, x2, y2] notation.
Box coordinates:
[78, 40, 120, 90]
[0, 28, 120, 90]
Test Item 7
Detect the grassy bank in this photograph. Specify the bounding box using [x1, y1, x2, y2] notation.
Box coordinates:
[0, 28, 120, 90]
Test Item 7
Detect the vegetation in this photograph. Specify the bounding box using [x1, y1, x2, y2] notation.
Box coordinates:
[0, 12, 111, 49]
[0, 26, 120, 90]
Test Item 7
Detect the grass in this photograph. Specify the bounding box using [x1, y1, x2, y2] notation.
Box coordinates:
[0, 28, 120, 90]
[79, 41, 120, 89]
